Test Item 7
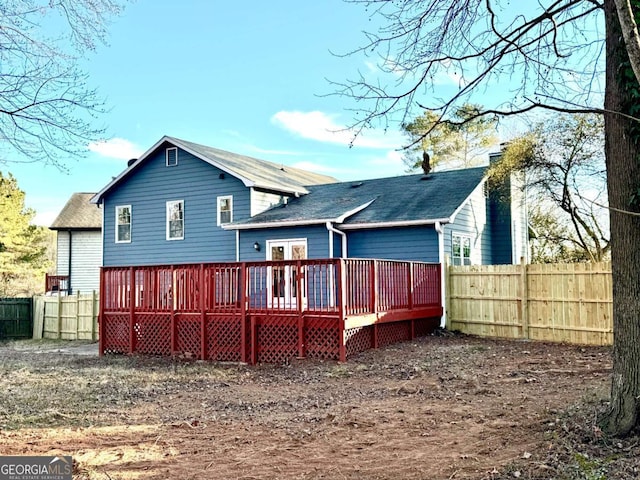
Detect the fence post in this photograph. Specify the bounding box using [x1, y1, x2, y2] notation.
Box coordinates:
[91, 290, 97, 341]
[444, 256, 451, 330]
[75, 290, 81, 340]
[520, 258, 529, 339]
[56, 292, 62, 339]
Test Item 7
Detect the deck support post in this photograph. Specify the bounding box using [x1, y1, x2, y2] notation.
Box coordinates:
[240, 264, 247, 363]
[250, 315, 257, 365]
[337, 260, 347, 361]
[296, 261, 305, 358]
[200, 264, 206, 360]
[98, 267, 105, 356]
[170, 265, 176, 354]
[128, 267, 136, 354]
[373, 323, 379, 349]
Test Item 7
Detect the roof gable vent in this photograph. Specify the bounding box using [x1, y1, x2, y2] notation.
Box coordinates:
[166, 147, 178, 166]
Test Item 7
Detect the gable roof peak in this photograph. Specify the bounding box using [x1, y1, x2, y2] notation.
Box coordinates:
[91, 135, 338, 204]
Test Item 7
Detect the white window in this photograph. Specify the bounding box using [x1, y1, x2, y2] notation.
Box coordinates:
[115, 205, 131, 243]
[452, 233, 472, 266]
[166, 147, 178, 166]
[166, 200, 184, 240]
[217, 195, 233, 225]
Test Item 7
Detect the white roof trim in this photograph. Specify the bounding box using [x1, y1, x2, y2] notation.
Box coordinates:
[224, 199, 376, 231]
[91, 135, 310, 204]
[223, 218, 335, 230]
[339, 218, 451, 230]
[449, 177, 487, 224]
[335, 199, 376, 223]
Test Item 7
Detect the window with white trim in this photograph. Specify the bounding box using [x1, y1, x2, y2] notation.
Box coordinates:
[217, 195, 233, 225]
[166, 147, 178, 166]
[452, 233, 472, 265]
[166, 200, 184, 240]
[115, 205, 131, 243]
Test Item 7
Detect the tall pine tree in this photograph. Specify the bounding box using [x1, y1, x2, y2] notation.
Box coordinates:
[0, 173, 49, 296]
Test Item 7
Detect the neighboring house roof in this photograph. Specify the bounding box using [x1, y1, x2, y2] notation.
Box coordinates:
[91, 136, 338, 204]
[50, 193, 102, 230]
[227, 166, 487, 229]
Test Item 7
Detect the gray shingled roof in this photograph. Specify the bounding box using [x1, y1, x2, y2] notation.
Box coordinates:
[50, 193, 102, 230]
[169, 137, 337, 193]
[228, 167, 487, 228]
[92, 136, 338, 203]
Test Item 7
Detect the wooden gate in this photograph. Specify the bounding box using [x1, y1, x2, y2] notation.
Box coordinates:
[0, 298, 33, 339]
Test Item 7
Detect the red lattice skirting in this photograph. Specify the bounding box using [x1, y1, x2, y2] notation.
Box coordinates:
[100, 312, 440, 364]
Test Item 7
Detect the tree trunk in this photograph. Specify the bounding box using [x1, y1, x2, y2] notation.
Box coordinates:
[600, 0, 640, 437]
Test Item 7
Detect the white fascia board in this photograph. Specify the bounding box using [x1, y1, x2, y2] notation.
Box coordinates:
[167, 137, 256, 188]
[449, 176, 487, 224]
[224, 200, 376, 231]
[170, 138, 310, 196]
[91, 135, 308, 204]
[91, 135, 173, 204]
[223, 219, 335, 230]
[339, 218, 451, 230]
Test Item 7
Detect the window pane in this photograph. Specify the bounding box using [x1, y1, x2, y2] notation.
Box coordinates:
[118, 224, 130, 242]
[116, 206, 131, 242]
[218, 196, 232, 224]
[167, 201, 184, 239]
[169, 220, 183, 238]
[452, 236, 461, 257]
[463, 237, 471, 259]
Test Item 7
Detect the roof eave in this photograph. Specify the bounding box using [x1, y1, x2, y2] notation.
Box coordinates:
[91, 135, 311, 204]
[223, 218, 337, 230]
[340, 218, 452, 230]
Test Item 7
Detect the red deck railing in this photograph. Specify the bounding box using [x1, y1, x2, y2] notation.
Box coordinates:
[45, 274, 69, 293]
[99, 258, 442, 363]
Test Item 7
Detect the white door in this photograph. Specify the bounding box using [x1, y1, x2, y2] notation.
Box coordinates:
[267, 239, 307, 308]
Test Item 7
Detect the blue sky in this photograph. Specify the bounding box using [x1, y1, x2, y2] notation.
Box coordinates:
[7, 1, 517, 225]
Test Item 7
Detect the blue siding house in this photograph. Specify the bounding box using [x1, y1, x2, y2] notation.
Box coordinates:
[91, 136, 527, 268]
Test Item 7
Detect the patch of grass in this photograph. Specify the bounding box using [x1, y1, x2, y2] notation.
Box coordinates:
[573, 452, 608, 480]
[325, 364, 351, 378]
[0, 354, 238, 430]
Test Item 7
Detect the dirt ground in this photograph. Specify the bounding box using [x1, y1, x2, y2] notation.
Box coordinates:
[0, 333, 637, 480]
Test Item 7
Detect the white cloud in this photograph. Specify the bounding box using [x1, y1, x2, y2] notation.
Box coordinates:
[369, 150, 405, 167]
[88, 138, 144, 160]
[290, 161, 338, 173]
[271, 111, 404, 150]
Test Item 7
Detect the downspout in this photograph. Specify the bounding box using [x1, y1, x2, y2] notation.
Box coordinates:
[326, 222, 347, 258]
[435, 221, 446, 328]
[67, 230, 73, 294]
[235, 230, 240, 262]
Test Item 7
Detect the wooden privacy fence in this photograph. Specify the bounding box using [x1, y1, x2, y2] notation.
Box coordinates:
[0, 298, 32, 339]
[446, 262, 613, 345]
[100, 258, 443, 363]
[33, 292, 99, 340]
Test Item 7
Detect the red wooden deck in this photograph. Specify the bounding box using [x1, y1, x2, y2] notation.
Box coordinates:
[98, 258, 443, 363]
